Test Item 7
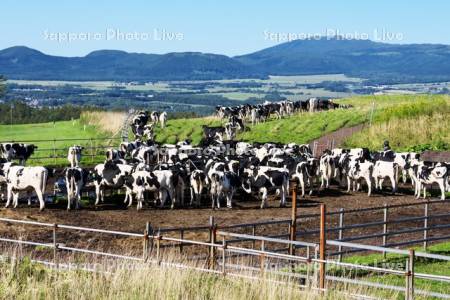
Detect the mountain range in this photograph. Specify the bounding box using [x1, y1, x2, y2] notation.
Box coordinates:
[2, 38, 450, 83]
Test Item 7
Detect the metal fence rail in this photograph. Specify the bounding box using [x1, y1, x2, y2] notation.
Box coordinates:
[0, 215, 449, 299]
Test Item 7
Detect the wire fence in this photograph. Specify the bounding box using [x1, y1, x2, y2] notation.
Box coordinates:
[0, 214, 449, 299]
[0, 137, 122, 165]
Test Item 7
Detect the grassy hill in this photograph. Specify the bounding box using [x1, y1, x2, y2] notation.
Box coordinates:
[152, 94, 449, 150]
[0, 94, 448, 166]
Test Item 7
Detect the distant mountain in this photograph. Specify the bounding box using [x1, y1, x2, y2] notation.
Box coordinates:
[235, 38, 450, 82]
[0, 46, 258, 81]
[2, 38, 450, 82]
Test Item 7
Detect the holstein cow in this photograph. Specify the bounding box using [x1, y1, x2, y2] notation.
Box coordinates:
[319, 150, 335, 189]
[347, 159, 374, 196]
[67, 145, 84, 167]
[0, 143, 37, 165]
[242, 166, 289, 208]
[373, 161, 398, 193]
[292, 158, 319, 197]
[415, 163, 448, 200]
[65, 167, 89, 210]
[91, 161, 134, 205]
[210, 171, 240, 209]
[4, 165, 48, 210]
[159, 111, 168, 128]
[189, 169, 206, 207]
[150, 111, 160, 124]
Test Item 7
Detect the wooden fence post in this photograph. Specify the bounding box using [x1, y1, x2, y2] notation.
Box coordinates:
[147, 223, 154, 254]
[382, 203, 388, 258]
[222, 237, 227, 276]
[319, 204, 326, 291]
[209, 216, 216, 270]
[53, 224, 58, 269]
[143, 227, 149, 262]
[423, 203, 429, 251]
[156, 230, 161, 265]
[405, 249, 415, 300]
[179, 229, 184, 254]
[289, 180, 298, 256]
[338, 208, 344, 262]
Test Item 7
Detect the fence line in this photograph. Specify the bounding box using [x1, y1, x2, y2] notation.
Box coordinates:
[0, 215, 449, 299]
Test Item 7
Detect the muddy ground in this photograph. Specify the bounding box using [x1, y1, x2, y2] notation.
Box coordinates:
[0, 182, 448, 260]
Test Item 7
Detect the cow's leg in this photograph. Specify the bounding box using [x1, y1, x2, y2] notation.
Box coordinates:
[280, 183, 287, 207]
[94, 183, 100, 205]
[298, 175, 305, 197]
[415, 182, 421, 198]
[5, 185, 13, 208]
[226, 190, 234, 209]
[13, 192, 20, 208]
[168, 188, 176, 209]
[438, 180, 446, 200]
[391, 175, 397, 193]
[36, 189, 45, 211]
[423, 186, 427, 199]
[365, 176, 372, 197]
[346, 177, 351, 193]
[198, 183, 203, 207]
[76, 186, 81, 210]
[190, 187, 195, 206]
[260, 188, 268, 209]
[27, 191, 32, 206]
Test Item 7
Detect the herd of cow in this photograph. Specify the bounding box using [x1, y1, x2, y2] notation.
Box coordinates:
[0, 139, 448, 212]
[0, 99, 448, 212]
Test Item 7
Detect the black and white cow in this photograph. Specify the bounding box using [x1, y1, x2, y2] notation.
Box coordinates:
[150, 111, 160, 124]
[0, 143, 37, 165]
[91, 161, 134, 205]
[67, 145, 84, 167]
[319, 150, 335, 189]
[124, 170, 161, 210]
[415, 163, 448, 200]
[242, 166, 289, 208]
[292, 158, 319, 197]
[65, 167, 89, 210]
[4, 165, 48, 210]
[189, 170, 206, 207]
[210, 171, 240, 209]
[347, 159, 374, 196]
[159, 111, 168, 128]
[373, 160, 398, 193]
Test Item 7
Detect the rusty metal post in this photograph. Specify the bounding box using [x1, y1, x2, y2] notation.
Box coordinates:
[143, 228, 149, 262]
[289, 180, 298, 256]
[222, 237, 227, 276]
[319, 204, 326, 291]
[405, 249, 415, 300]
[179, 229, 184, 254]
[209, 216, 216, 270]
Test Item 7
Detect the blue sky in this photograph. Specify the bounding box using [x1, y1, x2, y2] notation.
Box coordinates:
[1, 0, 448, 57]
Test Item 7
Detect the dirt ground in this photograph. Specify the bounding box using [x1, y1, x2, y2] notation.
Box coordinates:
[0, 182, 449, 259]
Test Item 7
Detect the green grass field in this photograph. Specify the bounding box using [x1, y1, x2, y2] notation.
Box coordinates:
[1, 94, 448, 166]
[0, 120, 111, 166]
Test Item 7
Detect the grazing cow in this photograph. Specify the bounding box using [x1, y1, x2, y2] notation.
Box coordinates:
[309, 98, 318, 113]
[415, 163, 448, 200]
[242, 167, 289, 208]
[67, 145, 84, 167]
[319, 150, 335, 189]
[347, 159, 374, 196]
[91, 161, 134, 205]
[210, 171, 240, 209]
[292, 158, 319, 197]
[4, 166, 48, 210]
[190, 170, 206, 207]
[132, 111, 149, 127]
[150, 111, 160, 124]
[0, 143, 37, 165]
[202, 125, 225, 142]
[65, 167, 88, 210]
[373, 161, 398, 193]
[159, 111, 168, 128]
